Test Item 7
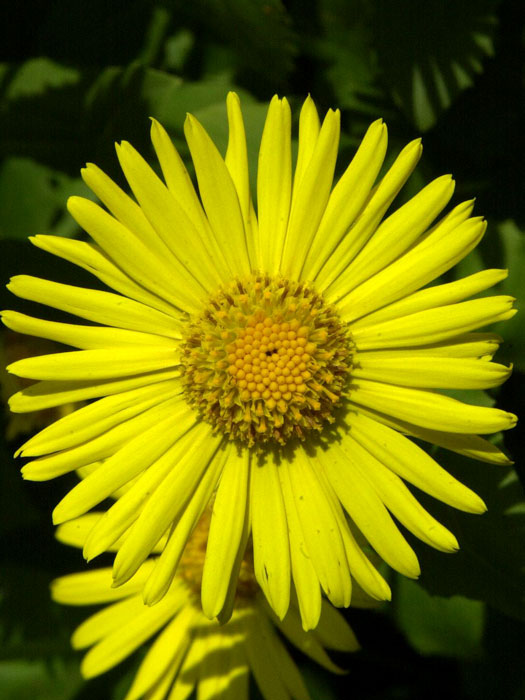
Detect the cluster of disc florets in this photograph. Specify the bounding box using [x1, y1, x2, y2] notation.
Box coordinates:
[180, 274, 353, 447]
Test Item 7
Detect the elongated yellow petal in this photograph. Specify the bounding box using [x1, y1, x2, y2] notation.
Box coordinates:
[352, 295, 516, 350]
[347, 400, 512, 465]
[350, 269, 508, 330]
[312, 459, 392, 601]
[250, 453, 291, 620]
[287, 451, 351, 607]
[115, 140, 225, 292]
[253, 611, 311, 700]
[281, 108, 340, 278]
[350, 378, 517, 433]
[31, 234, 182, 318]
[318, 444, 420, 577]
[8, 368, 181, 413]
[292, 95, 320, 191]
[73, 596, 146, 649]
[315, 138, 422, 291]
[314, 598, 360, 651]
[80, 587, 185, 678]
[303, 118, 387, 281]
[256, 96, 292, 273]
[150, 119, 232, 282]
[8, 346, 179, 381]
[225, 92, 258, 267]
[23, 395, 186, 481]
[68, 196, 204, 312]
[341, 433, 459, 552]
[7, 275, 181, 338]
[267, 600, 346, 674]
[346, 411, 486, 512]
[353, 352, 511, 389]
[51, 401, 194, 520]
[201, 449, 250, 618]
[184, 114, 251, 277]
[111, 428, 222, 586]
[338, 216, 486, 321]
[124, 605, 194, 700]
[328, 174, 456, 302]
[81, 162, 170, 258]
[2, 311, 179, 351]
[17, 379, 181, 457]
[82, 425, 210, 563]
[243, 613, 292, 700]
[142, 445, 228, 606]
[50, 561, 156, 605]
[278, 463, 322, 630]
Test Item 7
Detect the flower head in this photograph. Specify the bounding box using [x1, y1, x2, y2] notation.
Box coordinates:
[4, 92, 516, 629]
[52, 512, 359, 700]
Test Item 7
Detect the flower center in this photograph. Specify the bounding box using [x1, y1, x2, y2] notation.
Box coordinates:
[180, 274, 353, 446]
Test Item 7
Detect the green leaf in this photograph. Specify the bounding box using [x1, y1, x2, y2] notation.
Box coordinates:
[0, 658, 82, 700]
[0, 158, 92, 240]
[318, 0, 389, 121]
[373, 0, 499, 130]
[393, 577, 484, 658]
[172, 0, 298, 89]
[414, 452, 525, 622]
[2, 58, 80, 101]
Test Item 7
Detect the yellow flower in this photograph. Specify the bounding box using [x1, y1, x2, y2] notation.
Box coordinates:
[52, 513, 359, 700]
[4, 93, 517, 629]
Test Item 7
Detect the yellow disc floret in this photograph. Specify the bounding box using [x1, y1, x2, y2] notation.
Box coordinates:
[180, 274, 353, 446]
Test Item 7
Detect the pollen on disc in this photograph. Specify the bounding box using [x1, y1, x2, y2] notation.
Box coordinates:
[180, 274, 353, 446]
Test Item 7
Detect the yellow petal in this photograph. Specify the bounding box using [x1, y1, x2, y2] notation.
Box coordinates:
[224, 92, 258, 268]
[256, 96, 292, 273]
[338, 216, 486, 321]
[111, 427, 222, 586]
[281, 108, 340, 278]
[287, 451, 351, 607]
[318, 444, 421, 578]
[2, 310, 179, 351]
[352, 295, 516, 350]
[7, 274, 181, 338]
[250, 452, 291, 621]
[68, 196, 203, 312]
[184, 113, 251, 277]
[303, 118, 387, 281]
[201, 449, 250, 618]
[350, 378, 517, 434]
[150, 118, 232, 282]
[17, 379, 182, 457]
[352, 352, 511, 389]
[341, 433, 459, 552]
[278, 463, 322, 630]
[328, 173, 456, 302]
[31, 234, 182, 318]
[350, 268, 508, 330]
[8, 368, 181, 414]
[51, 400, 193, 518]
[315, 138, 422, 291]
[8, 346, 179, 381]
[142, 444, 228, 606]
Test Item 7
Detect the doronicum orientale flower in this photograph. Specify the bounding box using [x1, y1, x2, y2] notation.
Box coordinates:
[3, 93, 517, 630]
[52, 510, 359, 700]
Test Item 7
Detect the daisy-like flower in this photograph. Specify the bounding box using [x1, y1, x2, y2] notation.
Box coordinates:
[3, 93, 517, 629]
[52, 512, 359, 700]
